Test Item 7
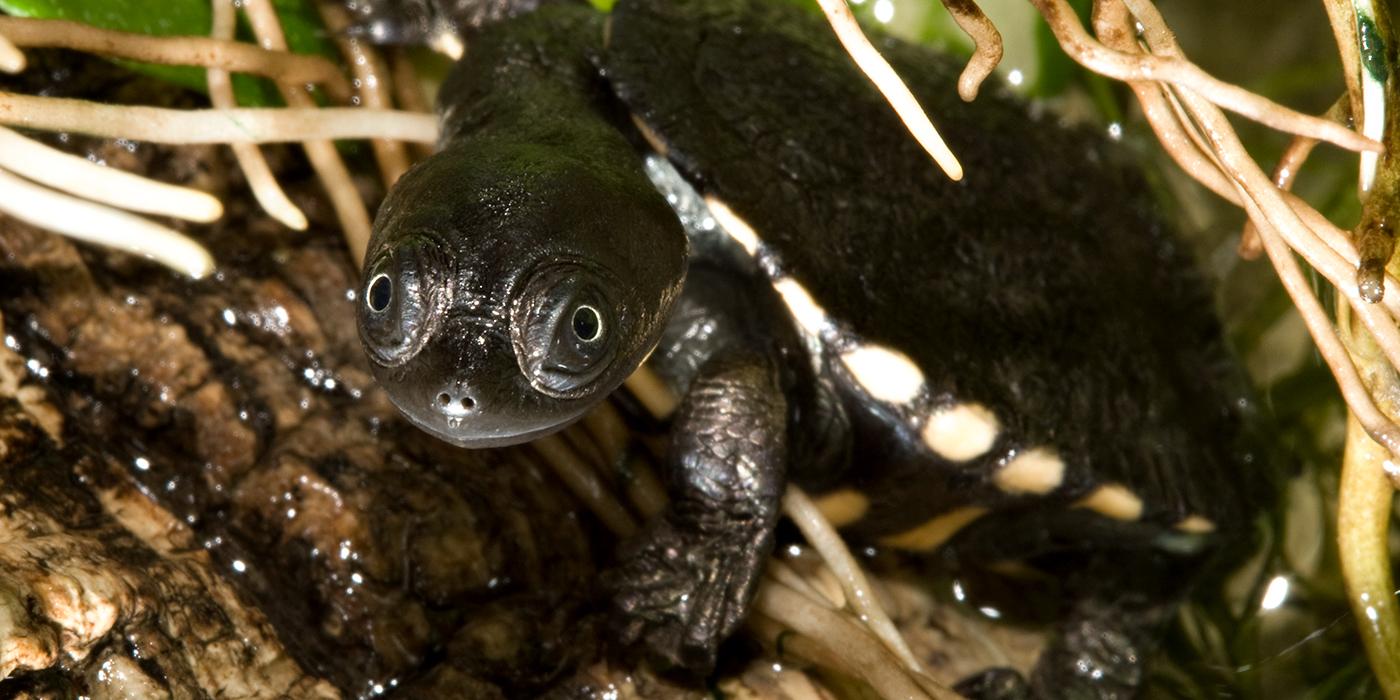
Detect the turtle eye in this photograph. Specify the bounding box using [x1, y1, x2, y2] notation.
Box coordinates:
[367, 273, 393, 313]
[572, 305, 603, 342]
[512, 265, 618, 399]
[357, 239, 445, 368]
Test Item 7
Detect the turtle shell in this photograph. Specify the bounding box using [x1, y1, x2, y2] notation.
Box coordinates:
[602, 0, 1262, 537]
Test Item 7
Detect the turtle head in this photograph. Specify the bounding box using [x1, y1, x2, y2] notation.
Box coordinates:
[357, 141, 686, 447]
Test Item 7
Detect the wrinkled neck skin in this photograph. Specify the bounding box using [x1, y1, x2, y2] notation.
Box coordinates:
[358, 5, 687, 448]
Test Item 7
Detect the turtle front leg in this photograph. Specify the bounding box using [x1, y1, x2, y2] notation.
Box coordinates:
[605, 350, 787, 673]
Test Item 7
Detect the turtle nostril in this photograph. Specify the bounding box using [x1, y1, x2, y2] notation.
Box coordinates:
[435, 386, 477, 417]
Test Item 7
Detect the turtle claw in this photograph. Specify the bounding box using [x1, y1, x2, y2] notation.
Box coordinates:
[605, 515, 765, 673]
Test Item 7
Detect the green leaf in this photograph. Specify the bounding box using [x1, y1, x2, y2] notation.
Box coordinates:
[0, 0, 339, 106]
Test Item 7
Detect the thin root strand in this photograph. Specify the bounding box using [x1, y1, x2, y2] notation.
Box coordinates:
[0, 91, 438, 144]
[0, 167, 214, 279]
[241, 0, 374, 265]
[0, 126, 222, 223]
[816, 0, 965, 180]
[207, 0, 307, 231]
[938, 0, 1003, 101]
[1036, 0, 1381, 153]
[0, 16, 350, 101]
[0, 29, 24, 73]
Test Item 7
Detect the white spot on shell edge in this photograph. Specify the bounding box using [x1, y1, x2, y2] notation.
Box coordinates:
[838, 344, 924, 405]
[992, 446, 1065, 495]
[1174, 514, 1215, 534]
[773, 278, 829, 337]
[630, 114, 669, 156]
[922, 402, 999, 462]
[705, 196, 761, 257]
[1074, 483, 1144, 521]
[879, 506, 989, 551]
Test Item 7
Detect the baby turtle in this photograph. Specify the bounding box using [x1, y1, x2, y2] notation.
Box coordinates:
[355, 0, 1268, 695]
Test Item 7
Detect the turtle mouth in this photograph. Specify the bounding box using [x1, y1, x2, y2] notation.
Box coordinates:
[370, 358, 592, 449]
[387, 389, 574, 448]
